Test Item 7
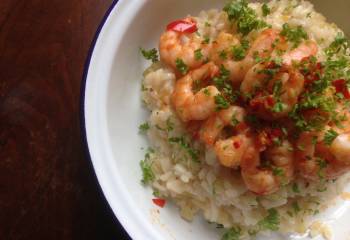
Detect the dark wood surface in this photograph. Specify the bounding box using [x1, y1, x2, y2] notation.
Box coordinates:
[0, 0, 130, 239]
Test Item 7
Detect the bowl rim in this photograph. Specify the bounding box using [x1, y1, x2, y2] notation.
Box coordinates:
[80, 0, 130, 238]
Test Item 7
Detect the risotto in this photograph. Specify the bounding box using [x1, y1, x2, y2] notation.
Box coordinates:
[139, 0, 350, 239]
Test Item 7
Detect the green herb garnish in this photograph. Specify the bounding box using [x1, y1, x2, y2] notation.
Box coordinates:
[213, 65, 239, 104]
[316, 158, 328, 179]
[168, 136, 200, 162]
[292, 202, 301, 215]
[324, 129, 338, 145]
[139, 122, 150, 133]
[219, 50, 228, 60]
[262, 3, 271, 17]
[202, 36, 210, 44]
[272, 101, 284, 113]
[232, 39, 250, 60]
[140, 48, 159, 63]
[292, 183, 300, 193]
[175, 58, 189, 74]
[245, 114, 262, 128]
[194, 49, 203, 60]
[280, 23, 308, 48]
[326, 32, 349, 57]
[203, 88, 211, 96]
[258, 209, 280, 231]
[215, 94, 230, 110]
[166, 118, 174, 132]
[140, 148, 155, 184]
[231, 114, 240, 127]
[272, 167, 284, 177]
[222, 226, 241, 240]
[223, 0, 267, 35]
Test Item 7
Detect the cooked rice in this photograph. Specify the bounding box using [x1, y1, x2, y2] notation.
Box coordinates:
[140, 0, 350, 238]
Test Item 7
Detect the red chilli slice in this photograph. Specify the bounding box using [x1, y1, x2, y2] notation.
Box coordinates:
[233, 140, 241, 149]
[152, 198, 166, 208]
[270, 128, 282, 138]
[332, 79, 350, 99]
[166, 19, 198, 33]
[266, 96, 275, 107]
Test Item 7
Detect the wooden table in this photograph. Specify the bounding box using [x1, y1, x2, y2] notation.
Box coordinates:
[0, 0, 130, 239]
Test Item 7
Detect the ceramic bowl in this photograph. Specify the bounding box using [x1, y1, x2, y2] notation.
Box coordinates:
[82, 1, 350, 239]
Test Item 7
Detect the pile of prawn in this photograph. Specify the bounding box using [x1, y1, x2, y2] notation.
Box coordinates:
[159, 18, 350, 196]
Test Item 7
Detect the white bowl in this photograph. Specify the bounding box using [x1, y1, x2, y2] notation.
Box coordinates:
[82, 1, 350, 239]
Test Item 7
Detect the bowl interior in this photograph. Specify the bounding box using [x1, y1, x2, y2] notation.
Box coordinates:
[84, 0, 350, 239]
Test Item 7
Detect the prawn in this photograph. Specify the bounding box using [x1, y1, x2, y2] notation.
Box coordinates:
[159, 17, 211, 72]
[241, 140, 294, 195]
[240, 40, 318, 119]
[241, 64, 305, 119]
[171, 62, 220, 122]
[214, 134, 253, 168]
[199, 105, 246, 145]
[296, 109, 350, 181]
[295, 131, 350, 181]
[199, 105, 249, 168]
[211, 29, 282, 85]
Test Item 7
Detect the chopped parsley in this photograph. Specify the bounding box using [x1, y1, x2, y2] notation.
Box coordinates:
[221, 226, 241, 240]
[140, 148, 155, 184]
[232, 39, 250, 60]
[272, 80, 282, 97]
[231, 114, 240, 127]
[219, 50, 228, 60]
[213, 65, 239, 104]
[289, 94, 336, 132]
[316, 158, 328, 179]
[203, 88, 211, 96]
[258, 209, 280, 231]
[262, 3, 271, 17]
[166, 118, 174, 132]
[175, 58, 189, 74]
[257, 60, 282, 77]
[223, 0, 267, 35]
[153, 190, 161, 197]
[202, 36, 210, 44]
[156, 119, 174, 132]
[280, 23, 308, 48]
[272, 101, 284, 113]
[215, 94, 230, 110]
[292, 202, 301, 215]
[272, 167, 284, 177]
[253, 51, 272, 64]
[245, 114, 262, 128]
[213, 65, 231, 86]
[140, 47, 159, 63]
[270, 80, 284, 113]
[292, 183, 300, 193]
[194, 49, 203, 60]
[168, 136, 200, 162]
[139, 122, 150, 133]
[323, 129, 338, 145]
[326, 32, 349, 57]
